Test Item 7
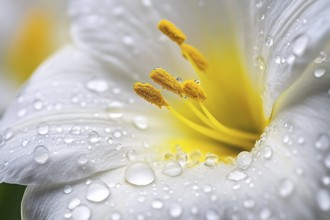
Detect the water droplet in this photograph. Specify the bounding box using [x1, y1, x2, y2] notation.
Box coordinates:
[204, 153, 218, 167]
[168, 203, 183, 218]
[17, 108, 27, 118]
[63, 185, 72, 194]
[125, 162, 155, 186]
[275, 55, 281, 64]
[256, 56, 266, 71]
[151, 199, 164, 209]
[110, 211, 122, 220]
[176, 151, 187, 166]
[86, 181, 110, 202]
[123, 35, 134, 45]
[279, 179, 295, 198]
[126, 150, 137, 161]
[107, 102, 123, 119]
[33, 99, 44, 110]
[314, 51, 327, 64]
[317, 189, 330, 211]
[68, 198, 81, 209]
[72, 205, 91, 220]
[162, 161, 182, 177]
[142, 0, 152, 7]
[71, 125, 81, 135]
[133, 116, 148, 130]
[77, 155, 88, 165]
[33, 145, 49, 164]
[243, 198, 255, 209]
[262, 146, 273, 159]
[315, 134, 330, 151]
[86, 79, 109, 93]
[256, 1, 263, 8]
[314, 68, 326, 78]
[205, 209, 220, 220]
[37, 123, 50, 135]
[286, 55, 296, 65]
[227, 170, 247, 181]
[4, 129, 13, 141]
[322, 176, 330, 186]
[64, 136, 74, 144]
[293, 35, 309, 56]
[236, 151, 252, 169]
[260, 208, 272, 220]
[88, 131, 100, 143]
[265, 35, 274, 47]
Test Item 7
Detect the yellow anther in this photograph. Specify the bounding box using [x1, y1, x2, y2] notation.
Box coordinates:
[133, 82, 169, 108]
[150, 68, 183, 96]
[181, 43, 208, 71]
[182, 80, 206, 102]
[158, 19, 187, 45]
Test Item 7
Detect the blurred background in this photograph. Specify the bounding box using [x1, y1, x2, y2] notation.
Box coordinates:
[0, 0, 67, 219]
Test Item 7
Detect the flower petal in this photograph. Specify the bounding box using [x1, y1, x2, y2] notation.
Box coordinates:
[0, 46, 168, 184]
[234, 0, 330, 117]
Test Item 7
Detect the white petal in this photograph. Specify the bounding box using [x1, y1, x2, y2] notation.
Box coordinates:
[234, 0, 330, 117]
[0, 46, 168, 184]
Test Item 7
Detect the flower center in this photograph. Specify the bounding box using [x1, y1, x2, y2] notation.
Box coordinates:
[134, 20, 267, 164]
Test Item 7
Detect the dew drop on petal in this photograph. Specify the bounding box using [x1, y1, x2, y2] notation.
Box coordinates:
[168, 203, 183, 218]
[236, 151, 252, 169]
[176, 151, 188, 166]
[205, 209, 220, 220]
[86, 79, 109, 93]
[227, 170, 247, 181]
[314, 51, 327, 64]
[37, 123, 50, 135]
[292, 35, 309, 56]
[125, 162, 155, 186]
[63, 185, 72, 194]
[17, 108, 27, 118]
[317, 189, 330, 211]
[107, 102, 123, 119]
[265, 35, 274, 47]
[162, 161, 182, 177]
[262, 146, 273, 159]
[110, 211, 122, 220]
[133, 116, 149, 130]
[204, 154, 218, 167]
[260, 208, 272, 220]
[88, 131, 100, 143]
[33, 99, 44, 110]
[77, 155, 88, 165]
[4, 128, 13, 140]
[279, 179, 295, 198]
[126, 150, 137, 161]
[314, 68, 326, 78]
[86, 181, 110, 202]
[243, 198, 255, 209]
[315, 134, 330, 151]
[256, 56, 266, 71]
[324, 153, 330, 169]
[151, 199, 164, 209]
[33, 145, 49, 164]
[72, 205, 91, 220]
[68, 198, 81, 209]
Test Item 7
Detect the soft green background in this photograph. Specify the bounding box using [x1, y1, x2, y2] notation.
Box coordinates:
[0, 183, 26, 220]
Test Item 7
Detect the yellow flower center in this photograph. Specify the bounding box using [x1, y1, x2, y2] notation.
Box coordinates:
[134, 20, 268, 164]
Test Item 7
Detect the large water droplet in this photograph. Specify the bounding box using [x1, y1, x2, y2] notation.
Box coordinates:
[125, 162, 155, 186]
[162, 161, 182, 177]
[236, 151, 252, 169]
[168, 203, 183, 218]
[88, 131, 100, 143]
[204, 154, 218, 167]
[314, 68, 326, 78]
[86, 79, 109, 93]
[293, 35, 309, 56]
[315, 134, 330, 151]
[37, 123, 50, 135]
[86, 181, 110, 202]
[133, 116, 149, 130]
[151, 199, 164, 209]
[227, 170, 247, 181]
[317, 189, 330, 211]
[33, 145, 49, 164]
[72, 205, 91, 220]
[279, 179, 295, 198]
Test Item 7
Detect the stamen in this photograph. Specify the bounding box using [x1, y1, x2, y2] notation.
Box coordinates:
[133, 82, 168, 108]
[181, 43, 208, 71]
[158, 19, 187, 45]
[182, 80, 206, 102]
[150, 68, 183, 96]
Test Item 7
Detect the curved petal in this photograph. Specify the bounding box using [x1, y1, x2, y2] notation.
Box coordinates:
[0, 46, 168, 184]
[234, 0, 330, 117]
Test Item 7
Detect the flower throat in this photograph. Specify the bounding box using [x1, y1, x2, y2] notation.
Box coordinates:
[133, 19, 267, 163]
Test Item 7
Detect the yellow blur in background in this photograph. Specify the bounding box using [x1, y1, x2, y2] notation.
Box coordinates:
[0, 0, 67, 219]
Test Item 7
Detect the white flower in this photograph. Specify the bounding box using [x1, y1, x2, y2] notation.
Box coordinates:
[0, 0, 330, 219]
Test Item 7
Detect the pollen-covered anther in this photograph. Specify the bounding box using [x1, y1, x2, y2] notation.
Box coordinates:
[133, 82, 169, 108]
[181, 43, 208, 71]
[150, 68, 183, 96]
[182, 80, 207, 102]
[158, 19, 187, 45]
